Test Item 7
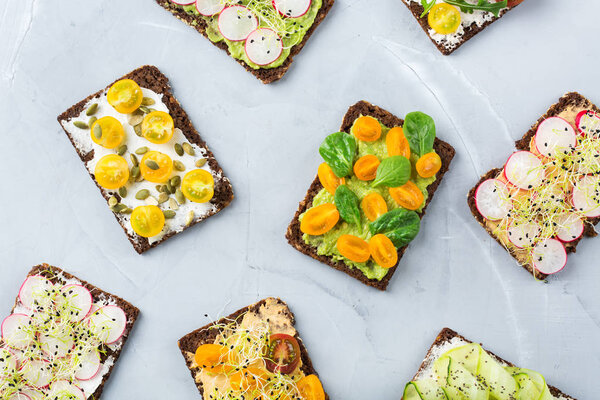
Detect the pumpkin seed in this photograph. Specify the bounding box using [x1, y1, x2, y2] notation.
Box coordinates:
[117, 144, 127, 156]
[134, 124, 142, 137]
[139, 106, 152, 114]
[131, 166, 140, 179]
[174, 143, 184, 157]
[93, 124, 102, 139]
[108, 196, 118, 207]
[166, 181, 174, 194]
[136, 174, 144, 182]
[118, 187, 127, 198]
[156, 185, 164, 193]
[170, 175, 181, 187]
[185, 210, 195, 226]
[158, 193, 169, 204]
[145, 160, 160, 170]
[163, 210, 176, 219]
[175, 189, 186, 204]
[195, 158, 207, 168]
[161, 184, 168, 193]
[88, 116, 97, 127]
[135, 146, 148, 155]
[130, 154, 139, 167]
[86, 103, 98, 116]
[142, 97, 155, 106]
[73, 121, 89, 129]
[122, 207, 133, 214]
[182, 142, 195, 156]
[135, 189, 150, 200]
[128, 114, 144, 126]
[169, 198, 179, 210]
[111, 203, 127, 213]
[146, 196, 159, 206]
[173, 160, 185, 171]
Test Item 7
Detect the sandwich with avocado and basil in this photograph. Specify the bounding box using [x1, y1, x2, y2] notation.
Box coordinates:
[286, 101, 455, 290]
[403, 328, 575, 400]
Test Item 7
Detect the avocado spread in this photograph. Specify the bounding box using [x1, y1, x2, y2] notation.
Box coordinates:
[301, 119, 436, 281]
[182, 0, 322, 69]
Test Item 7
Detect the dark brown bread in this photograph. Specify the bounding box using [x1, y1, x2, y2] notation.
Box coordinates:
[467, 92, 600, 279]
[57, 65, 234, 254]
[178, 298, 328, 399]
[286, 101, 455, 291]
[8, 264, 139, 400]
[400, 1, 516, 56]
[156, 0, 335, 84]
[406, 328, 575, 400]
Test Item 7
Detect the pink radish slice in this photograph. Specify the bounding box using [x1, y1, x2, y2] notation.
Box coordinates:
[1, 314, 33, 349]
[170, 0, 195, 4]
[18, 276, 54, 310]
[535, 117, 576, 158]
[8, 394, 31, 400]
[555, 213, 584, 242]
[532, 238, 567, 275]
[575, 110, 600, 137]
[572, 175, 600, 217]
[195, 0, 224, 16]
[0, 347, 17, 376]
[58, 284, 93, 323]
[48, 381, 85, 400]
[504, 151, 544, 190]
[88, 305, 127, 344]
[218, 6, 258, 41]
[272, 0, 312, 18]
[21, 360, 52, 388]
[20, 390, 43, 400]
[40, 326, 74, 359]
[75, 350, 101, 381]
[245, 28, 283, 66]
[475, 179, 511, 220]
[507, 222, 540, 248]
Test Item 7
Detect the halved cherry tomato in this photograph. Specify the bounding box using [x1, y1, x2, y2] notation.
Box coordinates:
[416, 152, 442, 178]
[353, 155, 380, 181]
[297, 374, 325, 400]
[352, 116, 381, 142]
[181, 169, 214, 203]
[337, 235, 370, 263]
[300, 204, 339, 236]
[140, 151, 173, 183]
[142, 111, 174, 144]
[90, 116, 125, 149]
[428, 3, 461, 35]
[194, 344, 229, 373]
[389, 181, 424, 211]
[130, 205, 165, 238]
[264, 334, 300, 375]
[386, 127, 411, 158]
[107, 79, 143, 114]
[318, 163, 344, 195]
[369, 234, 398, 269]
[94, 154, 129, 190]
[230, 366, 267, 391]
[361, 192, 388, 222]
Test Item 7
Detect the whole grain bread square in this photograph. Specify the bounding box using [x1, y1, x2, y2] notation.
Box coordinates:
[286, 101, 455, 291]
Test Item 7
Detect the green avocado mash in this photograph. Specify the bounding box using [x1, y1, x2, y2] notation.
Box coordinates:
[181, 0, 322, 69]
[301, 119, 436, 281]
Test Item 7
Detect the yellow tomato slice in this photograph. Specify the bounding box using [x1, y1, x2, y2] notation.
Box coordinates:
[130, 205, 165, 238]
[300, 204, 339, 236]
[297, 374, 325, 400]
[94, 154, 129, 190]
[181, 169, 214, 203]
[428, 3, 461, 35]
[337, 235, 370, 263]
[90, 116, 125, 149]
[140, 151, 173, 183]
[142, 111, 174, 144]
[107, 79, 143, 114]
[352, 116, 381, 142]
[416, 152, 442, 178]
[318, 163, 344, 195]
[369, 234, 398, 269]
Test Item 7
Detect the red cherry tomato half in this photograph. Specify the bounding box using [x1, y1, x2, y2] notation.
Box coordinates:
[264, 333, 301, 375]
[507, 0, 524, 6]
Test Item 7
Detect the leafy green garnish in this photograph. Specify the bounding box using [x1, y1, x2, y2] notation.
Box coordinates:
[319, 132, 357, 178]
[334, 185, 361, 226]
[403, 112, 436, 157]
[444, 0, 508, 16]
[420, 0, 437, 17]
[369, 209, 421, 247]
[372, 156, 411, 188]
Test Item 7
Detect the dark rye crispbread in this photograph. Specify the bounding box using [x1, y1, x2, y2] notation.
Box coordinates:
[7, 263, 139, 399]
[286, 101, 456, 291]
[467, 92, 600, 280]
[156, 0, 335, 84]
[178, 297, 329, 399]
[57, 65, 234, 254]
[400, 1, 517, 56]
[405, 327, 575, 400]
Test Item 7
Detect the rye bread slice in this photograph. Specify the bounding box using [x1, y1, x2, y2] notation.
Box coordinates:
[57, 65, 234, 254]
[400, 1, 517, 56]
[406, 327, 575, 400]
[286, 101, 456, 291]
[6, 263, 139, 399]
[467, 92, 600, 280]
[178, 297, 328, 399]
[156, 0, 335, 84]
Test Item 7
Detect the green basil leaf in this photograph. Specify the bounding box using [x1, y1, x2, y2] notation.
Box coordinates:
[371, 156, 411, 188]
[334, 185, 361, 226]
[444, 0, 507, 17]
[403, 112, 436, 157]
[319, 132, 357, 178]
[369, 209, 421, 247]
[420, 0, 437, 17]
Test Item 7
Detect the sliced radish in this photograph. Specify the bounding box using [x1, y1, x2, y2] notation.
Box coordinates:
[1, 314, 33, 349]
[273, 0, 312, 18]
[475, 179, 511, 220]
[572, 175, 600, 217]
[507, 222, 540, 248]
[532, 238, 567, 275]
[88, 305, 127, 344]
[170, 0, 195, 4]
[218, 6, 258, 41]
[58, 285, 93, 323]
[504, 151, 544, 190]
[0, 347, 17, 376]
[575, 109, 600, 137]
[245, 28, 283, 66]
[535, 117, 576, 158]
[20, 389, 43, 400]
[48, 381, 85, 400]
[21, 359, 52, 388]
[8, 394, 31, 400]
[195, 0, 224, 16]
[554, 213, 584, 242]
[40, 326, 74, 359]
[75, 350, 101, 381]
[18, 276, 54, 310]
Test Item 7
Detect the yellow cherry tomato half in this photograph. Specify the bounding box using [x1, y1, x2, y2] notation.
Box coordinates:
[337, 235, 370, 263]
[229, 367, 267, 391]
[389, 181, 424, 211]
[94, 154, 129, 190]
[416, 152, 442, 178]
[369, 234, 398, 269]
[361, 192, 388, 222]
[181, 169, 214, 203]
[141, 111, 174, 144]
[386, 127, 411, 159]
[297, 374, 326, 400]
[318, 163, 345, 195]
[130, 205, 165, 238]
[140, 151, 173, 183]
[428, 3, 461, 35]
[194, 344, 230, 374]
[107, 79, 143, 114]
[90, 116, 125, 149]
[300, 204, 339, 236]
[352, 116, 381, 142]
[353, 155, 380, 181]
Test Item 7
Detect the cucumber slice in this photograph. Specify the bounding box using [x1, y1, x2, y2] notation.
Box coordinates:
[403, 380, 448, 400]
[477, 350, 518, 399]
[514, 373, 542, 399]
[434, 356, 489, 400]
[507, 368, 554, 400]
[442, 386, 467, 400]
[443, 343, 481, 373]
